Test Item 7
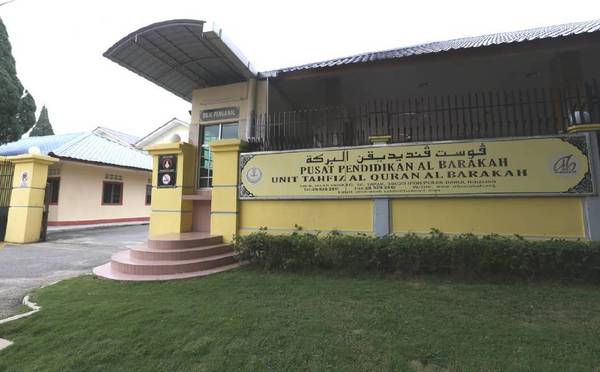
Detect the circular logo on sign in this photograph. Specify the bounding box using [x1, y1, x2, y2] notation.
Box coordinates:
[161, 174, 172, 185]
[246, 166, 262, 184]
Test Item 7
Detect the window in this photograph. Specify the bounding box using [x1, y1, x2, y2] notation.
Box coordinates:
[145, 184, 152, 205]
[102, 181, 123, 205]
[47, 177, 60, 205]
[197, 122, 238, 188]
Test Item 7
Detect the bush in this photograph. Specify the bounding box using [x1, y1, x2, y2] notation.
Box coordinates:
[235, 230, 600, 282]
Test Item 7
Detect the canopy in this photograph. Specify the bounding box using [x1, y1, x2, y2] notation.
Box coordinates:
[104, 19, 256, 102]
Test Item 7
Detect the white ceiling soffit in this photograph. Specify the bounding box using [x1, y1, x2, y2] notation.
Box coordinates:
[104, 19, 257, 102]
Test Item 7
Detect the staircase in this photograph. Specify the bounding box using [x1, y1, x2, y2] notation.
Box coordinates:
[93, 233, 240, 281]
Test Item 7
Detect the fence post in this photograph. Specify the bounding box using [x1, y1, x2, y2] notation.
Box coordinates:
[209, 139, 246, 243]
[5, 153, 58, 244]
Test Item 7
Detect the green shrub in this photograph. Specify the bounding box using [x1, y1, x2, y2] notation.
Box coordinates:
[234, 231, 600, 282]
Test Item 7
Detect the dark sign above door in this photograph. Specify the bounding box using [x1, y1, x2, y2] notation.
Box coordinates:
[157, 154, 177, 188]
[200, 107, 240, 122]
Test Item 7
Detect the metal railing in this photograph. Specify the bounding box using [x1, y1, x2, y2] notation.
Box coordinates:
[249, 79, 600, 151]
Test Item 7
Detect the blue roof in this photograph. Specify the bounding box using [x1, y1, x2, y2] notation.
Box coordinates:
[0, 133, 84, 156]
[0, 129, 152, 171]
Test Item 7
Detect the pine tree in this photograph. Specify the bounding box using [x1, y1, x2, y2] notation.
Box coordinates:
[0, 17, 36, 144]
[30, 105, 54, 136]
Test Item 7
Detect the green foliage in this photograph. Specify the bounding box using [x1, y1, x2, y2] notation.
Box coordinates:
[235, 230, 600, 281]
[17, 90, 36, 134]
[0, 17, 36, 144]
[29, 105, 54, 136]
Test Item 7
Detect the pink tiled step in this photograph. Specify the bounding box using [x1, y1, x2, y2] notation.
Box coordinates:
[128, 244, 234, 261]
[148, 233, 223, 249]
[92, 233, 240, 282]
[110, 250, 237, 275]
[93, 262, 242, 281]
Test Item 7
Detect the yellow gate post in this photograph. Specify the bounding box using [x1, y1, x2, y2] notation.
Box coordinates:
[5, 153, 58, 243]
[145, 141, 196, 237]
[210, 139, 246, 243]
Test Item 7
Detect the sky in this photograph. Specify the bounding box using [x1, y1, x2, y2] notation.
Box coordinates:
[1, 0, 599, 138]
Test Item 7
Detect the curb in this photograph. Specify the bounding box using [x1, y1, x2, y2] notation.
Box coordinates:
[0, 295, 41, 326]
[0, 295, 41, 352]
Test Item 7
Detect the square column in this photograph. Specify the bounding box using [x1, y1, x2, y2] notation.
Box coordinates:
[210, 139, 246, 243]
[567, 124, 600, 240]
[5, 154, 58, 243]
[145, 142, 196, 237]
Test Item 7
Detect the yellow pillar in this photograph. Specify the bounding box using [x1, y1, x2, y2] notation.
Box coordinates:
[145, 142, 196, 237]
[210, 139, 246, 243]
[5, 154, 58, 243]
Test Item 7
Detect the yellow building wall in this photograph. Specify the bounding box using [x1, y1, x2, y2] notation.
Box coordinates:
[51, 161, 151, 224]
[239, 200, 373, 235]
[391, 197, 585, 239]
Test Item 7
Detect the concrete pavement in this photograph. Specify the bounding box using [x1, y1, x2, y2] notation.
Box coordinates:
[0, 224, 147, 319]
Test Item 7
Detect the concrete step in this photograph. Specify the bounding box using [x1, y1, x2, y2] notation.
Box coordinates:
[147, 232, 223, 250]
[110, 250, 238, 276]
[129, 244, 234, 261]
[93, 262, 242, 281]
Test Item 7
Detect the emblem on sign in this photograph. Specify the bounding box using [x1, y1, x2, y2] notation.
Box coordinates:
[246, 166, 263, 184]
[161, 174, 172, 185]
[553, 155, 577, 174]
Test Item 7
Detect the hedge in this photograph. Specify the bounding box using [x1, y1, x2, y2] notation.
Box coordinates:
[234, 230, 600, 281]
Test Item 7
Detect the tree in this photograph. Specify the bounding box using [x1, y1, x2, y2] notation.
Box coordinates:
[0, 16, 36, 144]
[30, 105, 54, 136]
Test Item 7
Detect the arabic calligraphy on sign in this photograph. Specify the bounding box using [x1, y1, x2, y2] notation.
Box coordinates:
[239, 136, 593, 199]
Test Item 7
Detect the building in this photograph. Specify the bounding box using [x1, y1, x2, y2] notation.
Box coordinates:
[90, 18, 600, 279]
[103, 18, 600, 231]
[135, 118, 189, 149]
[0, 127, 152, 227]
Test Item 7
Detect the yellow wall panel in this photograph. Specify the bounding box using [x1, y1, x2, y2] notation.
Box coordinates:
[239, 200, 373, 234]
[391, 197, 585, 239]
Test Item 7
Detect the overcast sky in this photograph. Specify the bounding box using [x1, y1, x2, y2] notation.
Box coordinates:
[1, 0, 599, 137]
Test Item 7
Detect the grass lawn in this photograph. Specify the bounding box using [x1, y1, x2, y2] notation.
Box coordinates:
[1, 268, 599, 371]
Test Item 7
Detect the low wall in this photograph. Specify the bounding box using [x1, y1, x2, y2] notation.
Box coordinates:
[239, 196, 585, 239]
[203, 133, 600, 242]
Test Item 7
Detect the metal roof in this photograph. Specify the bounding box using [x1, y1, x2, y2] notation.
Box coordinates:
[0, 130, 151, 171]
[103, 19, 256, 102]
[53, 132, 151, 170]
[0, 133, 84, 156]
[94, 127, 140, 146]
[263, 18, 600, 77]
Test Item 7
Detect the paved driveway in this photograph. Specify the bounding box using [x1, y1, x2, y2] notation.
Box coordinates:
[0, 225, 147, 319]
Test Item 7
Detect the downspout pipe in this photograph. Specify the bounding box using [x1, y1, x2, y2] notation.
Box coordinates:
[245, 78, 258, 139]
